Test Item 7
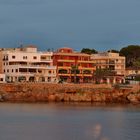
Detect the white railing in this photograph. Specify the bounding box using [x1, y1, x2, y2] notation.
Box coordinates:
[9, 64, 56, 69]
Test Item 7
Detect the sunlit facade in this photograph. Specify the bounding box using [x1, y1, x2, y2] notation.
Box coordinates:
[91, 52, 126, 83]
[2, 45, 57, 82]
[53, 47, 95, 83]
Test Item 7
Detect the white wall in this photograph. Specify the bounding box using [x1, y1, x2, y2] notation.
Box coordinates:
[2, 49, 57, 82]
[0, 74, 6, 83]
[3, 51, 53, 63]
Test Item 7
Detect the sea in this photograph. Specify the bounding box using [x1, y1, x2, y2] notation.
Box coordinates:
[0, 102, 140, 140]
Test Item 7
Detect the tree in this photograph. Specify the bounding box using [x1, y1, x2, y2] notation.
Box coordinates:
[93, 68, 116, 83]
[81, 48, 98, 54]
[135, 75, 140, 81]
[58, 69, 68, 74]
[83, 70, 91, 74]
[71, 65, 79, 83]
[133, 58, 140, 68]
[108, 49, 119, 53]
[120, 45, 140, 67]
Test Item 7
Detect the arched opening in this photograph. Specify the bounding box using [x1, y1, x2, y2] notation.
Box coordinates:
[18, 76, 26, 82]
[29, 76, 35, 82]
[39, 77, 45, 82]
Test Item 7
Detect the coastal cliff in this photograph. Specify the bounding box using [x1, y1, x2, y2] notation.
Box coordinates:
[0, 83, 140, 104]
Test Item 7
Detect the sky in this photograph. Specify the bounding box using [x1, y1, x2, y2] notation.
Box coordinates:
[0, 0, 140, 51]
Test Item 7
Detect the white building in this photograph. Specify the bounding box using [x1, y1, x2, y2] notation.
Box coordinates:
[0, 74, 6, 83]
[2, 45, 57, 83]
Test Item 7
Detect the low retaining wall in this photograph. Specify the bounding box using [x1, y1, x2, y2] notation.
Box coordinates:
[0, 83, 139, 104]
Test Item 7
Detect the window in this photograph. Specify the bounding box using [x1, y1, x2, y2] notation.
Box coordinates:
[3, 56, 8, 61]
[38, 70, 42, 73]
[58, 62, 63, 66]
[135, 70, 138, 74]
[48, 77, 51, 82]
[48, 70, 51, 74]
[12, 56, 16, 59]
[15, 77, 17, 81]
[23, 56, 27, 59]
[19, 68, 27, 72]
[0, 78, 3, 81]
[12, 69, 14, 72]
[3, 69, 5, 73]
[7, 69, 9, 72]
[33, 56, 37, 59]
[16, 69, 18, 72]
[41, 56, 46, 60]
[29, 69, 36, 73]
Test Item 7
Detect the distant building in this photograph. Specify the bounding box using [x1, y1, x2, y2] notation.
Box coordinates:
[125, 67, 140, 75]
[125, 67, 140, 84]
[1, 45, 57, 82]
[53, 47, 95, 83]
[0, 50, 6, 83]
[0, 46, 127, 84]
[91, 52, 126, 84]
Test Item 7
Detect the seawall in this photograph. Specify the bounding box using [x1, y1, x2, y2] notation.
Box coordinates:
[0, 83, 140, 104]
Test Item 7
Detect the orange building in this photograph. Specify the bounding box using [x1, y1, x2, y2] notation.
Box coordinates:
[53, 47, 95, 83]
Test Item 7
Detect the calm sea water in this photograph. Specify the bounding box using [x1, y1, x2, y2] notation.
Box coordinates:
[0, 103, 140, 140]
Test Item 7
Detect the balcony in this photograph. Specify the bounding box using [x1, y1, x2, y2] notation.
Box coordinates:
[9, 64, 56, 70]
[77, 60, 94, 63]
[58, 66, 71, 69]
[79, 67, 95, 70]
[18, 71, 56, 77]
[40, 59, 52, 62]
[109, 61, 115, 64]
[58, 73, 70, 76]
[58, 72, 93, 77]
[57, 59, 75, 62]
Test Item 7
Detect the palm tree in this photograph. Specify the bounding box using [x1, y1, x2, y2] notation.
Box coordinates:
[71, 65, 79, 83]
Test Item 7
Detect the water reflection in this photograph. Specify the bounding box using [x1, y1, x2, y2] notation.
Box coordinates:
[86, 123, 105, 140]
[0, 103, 140, 140]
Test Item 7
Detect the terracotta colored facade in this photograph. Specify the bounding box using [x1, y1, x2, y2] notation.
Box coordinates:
[53, 47, 95, 83]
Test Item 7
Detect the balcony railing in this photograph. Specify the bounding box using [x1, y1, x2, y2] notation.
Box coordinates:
[40, 59, 52, 62]
[3, 58, 8, 61]
[19, 72, 56, 76]
[9, 64, 56, 69]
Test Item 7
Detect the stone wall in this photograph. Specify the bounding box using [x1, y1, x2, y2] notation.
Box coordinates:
[0, 83, 139, 104]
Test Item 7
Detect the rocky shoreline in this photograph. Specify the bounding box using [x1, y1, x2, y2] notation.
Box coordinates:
[0, 83, 140, 104]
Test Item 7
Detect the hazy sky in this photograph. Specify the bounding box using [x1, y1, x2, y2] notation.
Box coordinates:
[0, 0, 140, 51]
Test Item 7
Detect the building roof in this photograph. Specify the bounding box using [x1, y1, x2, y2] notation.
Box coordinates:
[58, 47, 73, 50]
[55, 47, 90, 56]
[23, 45, 38, 48]
[54, 52, 90, 56]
